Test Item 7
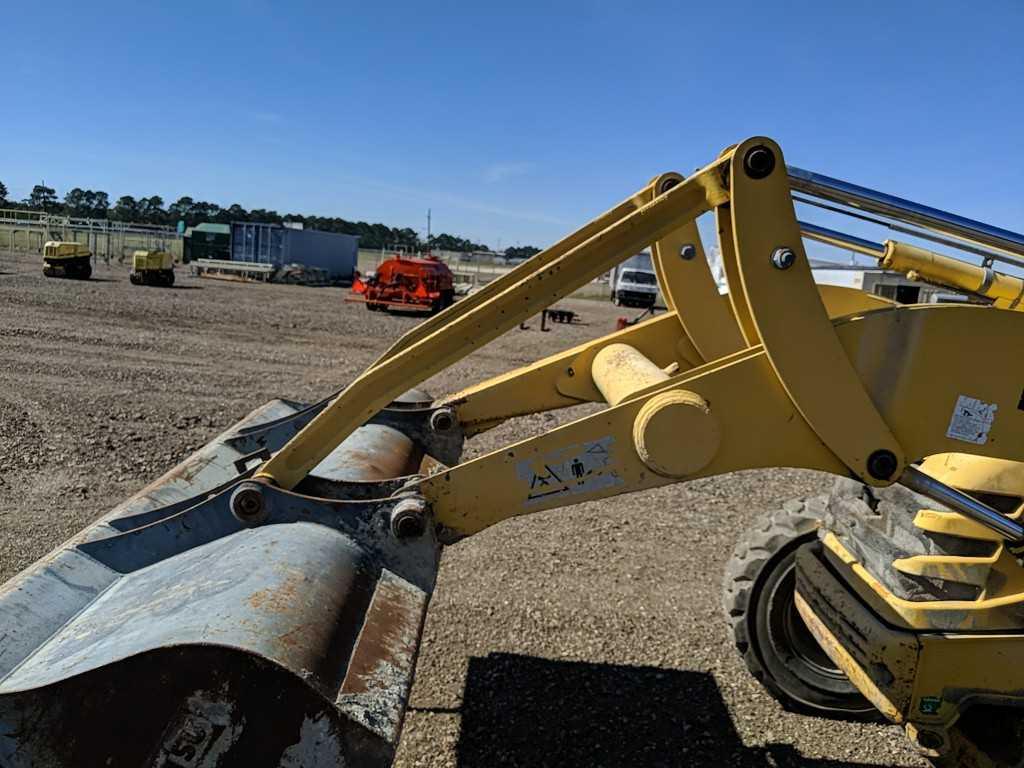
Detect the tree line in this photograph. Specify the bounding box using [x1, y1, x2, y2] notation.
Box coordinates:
[0, 180, 541, 255]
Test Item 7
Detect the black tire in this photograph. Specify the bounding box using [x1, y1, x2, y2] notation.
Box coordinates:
[723, 496, 882, 721]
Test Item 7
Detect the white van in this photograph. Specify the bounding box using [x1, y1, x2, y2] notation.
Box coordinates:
[610, 252, 658, 308]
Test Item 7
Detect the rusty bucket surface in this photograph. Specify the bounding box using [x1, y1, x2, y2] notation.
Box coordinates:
[0, 391, 461, 767]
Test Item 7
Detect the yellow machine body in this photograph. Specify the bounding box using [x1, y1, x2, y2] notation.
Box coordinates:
[43, 241, 90, 261]
[132, 249, 174, 272]
[130, 249, 175, 286]
[42, 240, 92, 279]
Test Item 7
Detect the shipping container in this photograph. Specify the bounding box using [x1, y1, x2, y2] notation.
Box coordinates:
[230, 222, 358, 282]
[183, 222, 230, 263]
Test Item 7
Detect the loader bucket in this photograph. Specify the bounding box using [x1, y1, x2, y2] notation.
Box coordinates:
[0, 390, 462, 768]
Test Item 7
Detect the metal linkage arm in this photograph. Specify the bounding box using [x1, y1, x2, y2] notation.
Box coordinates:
[426, 303, 1024, 538]
[244, 135, 1024, 545]
[254, 159, 729, 490]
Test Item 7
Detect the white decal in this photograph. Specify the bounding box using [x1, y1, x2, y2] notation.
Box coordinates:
[946, 395, 997, 445]
[516, 436, 623, 507]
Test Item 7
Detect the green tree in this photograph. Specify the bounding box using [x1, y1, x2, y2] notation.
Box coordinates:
[0, 180, 8, 205]
[26, 184, 58, 211]
[505, 245, 541, 260]
[138, 195, 165, 224]
[64, 187, 87, 216]
[88, 190, 110, 218]
[428, 233, 490, 252]
[168, 196, 194, 224]
[218, 203, 249, 223]
[111, 195, 139, 221]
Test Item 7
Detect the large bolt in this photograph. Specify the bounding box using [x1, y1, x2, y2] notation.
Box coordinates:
[771, 247, 797, 270]
[679, 244, 697, 261]
[915, 730, 944, 751]
[429, 407, 456, 433]
[230, 482, 268, 526]
[743, 145, 776, 179]
[390, 497, 428, 539]
[867, 449, 899, 481]
[658, 177, 680, 194]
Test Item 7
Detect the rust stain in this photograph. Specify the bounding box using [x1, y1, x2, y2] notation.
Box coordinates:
[169, 453, 218, 484]
[339, 575, 425, 696]
[247, 572, 304, 614]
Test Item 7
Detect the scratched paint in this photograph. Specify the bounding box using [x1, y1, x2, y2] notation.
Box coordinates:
[515, 436, 623, 507]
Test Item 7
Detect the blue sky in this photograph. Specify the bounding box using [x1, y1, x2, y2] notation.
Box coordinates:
[3, 0, 1023, 252]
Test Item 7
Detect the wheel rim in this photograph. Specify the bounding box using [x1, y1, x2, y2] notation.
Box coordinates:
[766, 564, 846, 682]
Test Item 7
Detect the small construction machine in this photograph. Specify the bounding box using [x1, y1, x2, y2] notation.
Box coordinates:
[7, 136, 1024, 766]
[41, 240, 92, 279]
[349, 253, 455, 313]
[129, 249, 175, 286]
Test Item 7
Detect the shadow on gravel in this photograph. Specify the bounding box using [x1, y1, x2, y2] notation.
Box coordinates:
[451, 653, 906, 767]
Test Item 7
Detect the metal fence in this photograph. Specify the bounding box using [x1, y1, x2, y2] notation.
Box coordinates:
[0, 209, 182, 263]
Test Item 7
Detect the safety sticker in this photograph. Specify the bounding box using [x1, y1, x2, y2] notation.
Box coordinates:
[946, 395, 997, 445]
[918, 695, 943, 716]
[516, 436, 623, 508]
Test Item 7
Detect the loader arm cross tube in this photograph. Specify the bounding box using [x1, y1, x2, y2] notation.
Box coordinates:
[253, 136, 1024, 542]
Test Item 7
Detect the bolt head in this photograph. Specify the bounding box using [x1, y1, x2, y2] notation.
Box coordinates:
[429, 407, 456, 433]
[867, 449, 899, 481]
[658, 177, 680, 195]
[679, 244, 697, 261]
[390, 496, 428, 539]
[742, 145, 776, 179]
[915, 730, 944, 751]
[230, 483, 268, 526]
[771, 248, 797, 270]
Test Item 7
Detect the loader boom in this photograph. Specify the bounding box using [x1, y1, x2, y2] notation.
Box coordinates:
[250, 137, 1024, 541]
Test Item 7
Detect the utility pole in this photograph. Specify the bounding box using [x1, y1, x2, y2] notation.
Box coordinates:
[426, 209, 431, 241]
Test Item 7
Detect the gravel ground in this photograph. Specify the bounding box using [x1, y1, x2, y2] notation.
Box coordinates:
[0, 250, 926, 767]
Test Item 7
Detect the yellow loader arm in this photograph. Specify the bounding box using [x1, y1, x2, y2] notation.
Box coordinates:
[253, 136, 1024, 543]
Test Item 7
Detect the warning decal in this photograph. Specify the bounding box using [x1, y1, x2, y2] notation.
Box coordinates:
[946, 395, 997, 445]
[516, 436, 623, 508]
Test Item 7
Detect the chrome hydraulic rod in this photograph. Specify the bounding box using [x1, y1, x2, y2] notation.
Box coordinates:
[799, 221, 885, 258]
[900, 465, 1024, 542]
[788, 166, 1024, 260]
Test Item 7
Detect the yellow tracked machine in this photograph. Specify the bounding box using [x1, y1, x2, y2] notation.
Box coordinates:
[5, 136, 1024, 766]
[130, 249, 175, 286]
[41, 240, 92, 279]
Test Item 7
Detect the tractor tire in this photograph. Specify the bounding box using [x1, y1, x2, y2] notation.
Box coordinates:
[79, 263, 92, 280]
[163, 270, 175, 286]
[130, 273, 142, 285]
[723, 496, 882, 721]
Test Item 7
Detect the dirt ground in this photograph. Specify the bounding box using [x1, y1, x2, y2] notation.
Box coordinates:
[0, 250, 926, 767]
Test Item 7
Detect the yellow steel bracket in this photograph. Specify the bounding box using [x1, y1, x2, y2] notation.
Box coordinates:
[726, 137, 904, 486]
[651, 216, 746, 361]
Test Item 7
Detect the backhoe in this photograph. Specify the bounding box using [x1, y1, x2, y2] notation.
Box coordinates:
[3, 136, 1024, 767]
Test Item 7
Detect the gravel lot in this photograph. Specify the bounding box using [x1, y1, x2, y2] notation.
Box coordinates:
[0, 249, 926, 767]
